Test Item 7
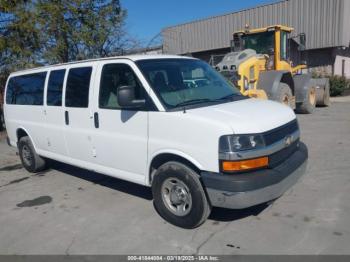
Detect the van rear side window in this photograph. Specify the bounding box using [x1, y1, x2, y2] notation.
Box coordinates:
[47, 69, 65, 106]
[65, 67, 92, 108]
[6, 72, 47, 105]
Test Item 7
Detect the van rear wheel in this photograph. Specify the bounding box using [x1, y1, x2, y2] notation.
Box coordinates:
[18, 136, 47, 173]
[152, 161, 211, 229]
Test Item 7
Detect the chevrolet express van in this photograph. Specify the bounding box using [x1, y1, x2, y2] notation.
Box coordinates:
[4, 55, 308, 228]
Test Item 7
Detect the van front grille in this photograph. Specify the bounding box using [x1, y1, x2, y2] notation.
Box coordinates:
[269, 140, 299, 168]
[263, 120, 299, 146]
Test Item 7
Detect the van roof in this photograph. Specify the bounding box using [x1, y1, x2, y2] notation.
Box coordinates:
[10, 54, 196, 75]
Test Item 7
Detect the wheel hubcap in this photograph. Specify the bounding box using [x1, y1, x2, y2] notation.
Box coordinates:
[22, 145, 32, 166]
[161, 177, 192, 216]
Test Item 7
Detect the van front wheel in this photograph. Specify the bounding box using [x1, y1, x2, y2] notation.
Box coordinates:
[18, 136, 46, 173]
[152, 161, 211, 228]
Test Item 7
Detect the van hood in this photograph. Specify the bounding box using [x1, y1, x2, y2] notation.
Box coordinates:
[187, 98, 296, 134]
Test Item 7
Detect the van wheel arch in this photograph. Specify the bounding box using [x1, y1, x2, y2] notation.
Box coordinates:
[16, 128, 38, 151]
[17, 128, 29, 143]
[149, 153, 201, 185]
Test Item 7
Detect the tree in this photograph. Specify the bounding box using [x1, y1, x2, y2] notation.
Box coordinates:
[0, 0, 133, 93]
[37, 0, 127, 63]
[0, 0, 42, 95]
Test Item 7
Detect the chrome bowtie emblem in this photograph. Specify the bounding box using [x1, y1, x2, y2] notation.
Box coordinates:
[284, 135, 293, 147]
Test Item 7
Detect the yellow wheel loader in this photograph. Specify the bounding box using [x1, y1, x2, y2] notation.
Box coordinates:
[215, 25, 330, 113]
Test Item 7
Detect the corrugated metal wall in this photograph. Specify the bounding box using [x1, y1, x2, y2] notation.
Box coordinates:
[163, 0, 349, 54]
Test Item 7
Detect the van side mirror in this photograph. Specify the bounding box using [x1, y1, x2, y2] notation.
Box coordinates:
[299, 33, 306, 51]
[117, 86, 145, 109]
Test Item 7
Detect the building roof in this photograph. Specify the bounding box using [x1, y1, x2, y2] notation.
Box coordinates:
[162, 0, 350, 54]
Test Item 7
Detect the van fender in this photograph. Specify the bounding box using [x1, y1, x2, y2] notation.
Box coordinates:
[257, 70, 295, 98]
[147, 149, 204, 186]
[16, 126, 38, 151]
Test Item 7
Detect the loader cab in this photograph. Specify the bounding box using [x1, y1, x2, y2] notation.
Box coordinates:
[232, 25, 296, 72]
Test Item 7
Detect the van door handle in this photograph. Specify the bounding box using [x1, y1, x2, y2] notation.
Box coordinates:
[65, 111, 69, 125]
[94, 112, 99, 128]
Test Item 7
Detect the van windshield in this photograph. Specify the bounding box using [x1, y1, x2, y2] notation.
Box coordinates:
[136, 59, 242, 110]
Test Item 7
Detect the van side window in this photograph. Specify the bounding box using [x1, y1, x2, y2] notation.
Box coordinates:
[99, 64, 145, 109]
[6, 72, 47, 105]
[65, 67, 92, 108]
[47, 69, 65, 106]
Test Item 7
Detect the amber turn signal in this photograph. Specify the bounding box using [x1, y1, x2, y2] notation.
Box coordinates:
[222, 157, 268, 172]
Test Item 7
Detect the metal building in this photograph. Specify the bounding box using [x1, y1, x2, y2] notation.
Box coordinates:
[162, 0, 350, 76]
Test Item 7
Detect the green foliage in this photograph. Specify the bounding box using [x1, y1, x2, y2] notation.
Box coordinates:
[328, 75, 350, 96]
[0, 0, 132, 93]
[36, 0, 127, 63]
[0, 1, 41, 68]
[0, 1, 40, 96]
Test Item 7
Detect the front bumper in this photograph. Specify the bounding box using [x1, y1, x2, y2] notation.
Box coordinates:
[201, 142, 308, 209]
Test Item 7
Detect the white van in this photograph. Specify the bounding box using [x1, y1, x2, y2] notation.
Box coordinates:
[4, 55, 308, 228]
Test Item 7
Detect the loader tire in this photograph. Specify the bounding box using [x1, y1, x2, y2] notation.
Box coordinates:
[273, 83, 293, 108]
[316, 83, 330, 107]
[296, 86, 316, 114]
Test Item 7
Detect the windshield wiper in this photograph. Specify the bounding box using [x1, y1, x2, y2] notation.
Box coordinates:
[174, 94, 241, 109]
[174, 98, 215, 108]
[216, 93, 240, 101]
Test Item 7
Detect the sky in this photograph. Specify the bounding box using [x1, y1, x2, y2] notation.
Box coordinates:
[121, 0, 279, 46]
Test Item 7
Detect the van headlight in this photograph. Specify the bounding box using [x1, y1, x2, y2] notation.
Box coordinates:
[219, 134, 265, 152]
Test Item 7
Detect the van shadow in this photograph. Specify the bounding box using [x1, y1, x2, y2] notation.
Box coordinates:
[47, 160, 153, 200]
[208, 203, 269, 222]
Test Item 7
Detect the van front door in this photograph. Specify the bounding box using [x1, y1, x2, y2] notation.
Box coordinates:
[91, 61, 149, 185]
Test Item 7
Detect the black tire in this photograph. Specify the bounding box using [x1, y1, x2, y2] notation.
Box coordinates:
[323, 84, 331, 107]
[18, 136, 46, 173]
[314, 78, 330, 107]
[0, 109, 4, 132]
[272, 83, 293, 108]
[296, 86, 316, 114]
[316, 84, 330, 107]
[152, 161, 211, 229]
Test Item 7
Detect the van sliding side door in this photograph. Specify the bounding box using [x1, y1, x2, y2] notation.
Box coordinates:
[43, 68, 68, 156]
[63, 64, 96, 163]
